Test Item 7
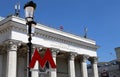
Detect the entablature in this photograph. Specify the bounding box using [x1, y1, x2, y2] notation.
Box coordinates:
[0, 16, 96, 44]
[0, 16, 98, 56]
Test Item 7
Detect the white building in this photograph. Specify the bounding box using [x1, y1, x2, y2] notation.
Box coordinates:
[0, 16, 99, 77]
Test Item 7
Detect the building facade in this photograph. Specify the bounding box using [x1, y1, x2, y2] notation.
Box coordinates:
[0, 16, 99, 77]
[88, 47, 120, 77]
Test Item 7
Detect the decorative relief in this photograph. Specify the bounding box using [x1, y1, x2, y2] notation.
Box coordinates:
[50, 42, 75, 52]
[11, 24, 27, 33]
[0, 26, 11, 34]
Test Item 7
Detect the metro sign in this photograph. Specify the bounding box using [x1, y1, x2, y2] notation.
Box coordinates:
[29, 48, 56, 70]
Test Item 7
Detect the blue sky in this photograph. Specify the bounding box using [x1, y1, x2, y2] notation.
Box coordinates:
[0, 0, 120, 62]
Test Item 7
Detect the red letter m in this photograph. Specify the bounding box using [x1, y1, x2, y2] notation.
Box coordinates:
[29, 48, 56, 69]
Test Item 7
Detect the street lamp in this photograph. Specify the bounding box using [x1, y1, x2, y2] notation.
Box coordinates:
[24, 1, 36, 22]
[24, 1, 36, 77]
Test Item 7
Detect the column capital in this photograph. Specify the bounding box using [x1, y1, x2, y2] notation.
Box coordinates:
[4, 39, 22, 45]
[17, 43, 27, 57]
[4, 40, 21, 51]
[51, 48, 59, 57]
[0, 40, 21, 54]
[89, 57, 98, 64]
[69, 52, 77, 60]
[81, 55, 89, 62]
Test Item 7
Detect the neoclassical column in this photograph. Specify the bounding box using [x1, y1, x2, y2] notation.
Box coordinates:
[6, 41, 18, 77]
[80, 55, 89, 77]
[68, 52, 77, 77]
[49, 49, 58, 77]
[90, 57, 99, 77]
[31, 46, 39, 77]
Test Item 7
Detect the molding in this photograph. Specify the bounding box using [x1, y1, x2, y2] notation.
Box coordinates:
[0, 16, 98, 50]
[35, 29, 98, 50]
[0, 16, 98, 57]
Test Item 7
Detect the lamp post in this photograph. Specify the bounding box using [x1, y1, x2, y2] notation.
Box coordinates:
[24, 1, 36, 77]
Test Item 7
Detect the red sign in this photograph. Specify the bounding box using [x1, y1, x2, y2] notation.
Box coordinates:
[29, 48, 56, 69]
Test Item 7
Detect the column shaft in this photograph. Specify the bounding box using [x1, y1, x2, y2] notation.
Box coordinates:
[6, 43, 17, 77]
[32, 61, 39, 77]
[91, 57, 99, 77]
[92, 63, 99, 77]
[49, 50, 57, 77]
[68, 52, 77, 77]
[81, 55, 88, 77]
[81, 62, 88, 77]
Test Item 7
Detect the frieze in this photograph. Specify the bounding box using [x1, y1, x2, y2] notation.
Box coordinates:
[50, 42, 75, 52]
[0, 26, 12, 34]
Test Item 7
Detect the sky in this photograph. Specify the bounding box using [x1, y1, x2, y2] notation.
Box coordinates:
[0, 0, 120, 62]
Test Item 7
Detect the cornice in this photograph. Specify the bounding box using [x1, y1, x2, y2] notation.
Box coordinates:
[0, 16, 98, 50]
[8, 16, 96, 43]
[36, 24, 96, 44]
